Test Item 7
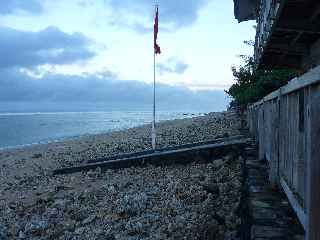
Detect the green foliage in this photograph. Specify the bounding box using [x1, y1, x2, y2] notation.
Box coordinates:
[226, 55, 299, 108]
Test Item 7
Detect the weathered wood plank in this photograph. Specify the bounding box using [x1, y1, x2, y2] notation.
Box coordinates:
[286, 94, 291, 186]
[264, 88, 281, 102]
[258, 105, 265, 160]
[269, 97, 280, 187]
[281, 66, 320, 95]
[253, 99, 264, 107]
[280, 177, 307, 230]
[279, 93, 286, 184]
[297, 88, 307, 203]
[264, 102, 270, 162]
[53, 139, 249, 175]
[247, 68, 320, 235]
[305, 85, 320, 240]
[87, 135, 246, 164]
[291, 92, 300, 192]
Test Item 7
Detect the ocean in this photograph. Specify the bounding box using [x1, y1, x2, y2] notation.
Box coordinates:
[0, 110, 204, 150]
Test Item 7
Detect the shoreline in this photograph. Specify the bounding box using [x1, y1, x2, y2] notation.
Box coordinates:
[0, 111, 243, 240]
[0, 112, 239, 184]
[0, 112, 238, 167]
[0, 111, 240, 184]
[0, 111, 206, 151]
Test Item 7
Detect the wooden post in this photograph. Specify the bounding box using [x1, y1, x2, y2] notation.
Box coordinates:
[269, 92, 281, 188]
[305, 85, 320, 240]
[297, 90, 305, 202]
[258, 102, 265, 160]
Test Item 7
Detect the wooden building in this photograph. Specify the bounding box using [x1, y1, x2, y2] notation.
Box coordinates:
[234, 0, 320, 70]
[234, 1, 320, 239]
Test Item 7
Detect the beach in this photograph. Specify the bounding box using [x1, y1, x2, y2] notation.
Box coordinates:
[0, 111, 243, 240]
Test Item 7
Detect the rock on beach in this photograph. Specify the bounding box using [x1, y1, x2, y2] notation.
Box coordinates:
[0, 111, 243, 239]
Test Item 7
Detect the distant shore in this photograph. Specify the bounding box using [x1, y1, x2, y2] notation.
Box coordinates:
[0, 111, 242, 240]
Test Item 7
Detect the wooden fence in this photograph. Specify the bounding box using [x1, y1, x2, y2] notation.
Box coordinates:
[247, 66, 320, 240]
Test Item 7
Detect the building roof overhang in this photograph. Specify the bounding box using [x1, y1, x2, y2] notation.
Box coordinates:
[234, 0, 259, 22]
[234, 0, 320, 70]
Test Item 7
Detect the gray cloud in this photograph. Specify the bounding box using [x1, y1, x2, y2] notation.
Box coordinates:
[0, 69, 228, 111]
[0, 0, 43, 15]
[106, 0, 210, 31]
[0, 26, 96, 69]
[108, 16, 170, 34]
[158, 58, 189, 75]
[108, 18, 153, 34]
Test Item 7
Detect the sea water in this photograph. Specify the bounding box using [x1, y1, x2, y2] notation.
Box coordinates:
[0, 111, 203, 149]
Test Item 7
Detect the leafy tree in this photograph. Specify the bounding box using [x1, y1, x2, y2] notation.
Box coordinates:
[226, 50, 299, 109]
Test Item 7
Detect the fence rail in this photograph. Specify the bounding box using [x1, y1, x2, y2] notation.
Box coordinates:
[247, 66, 320, 240]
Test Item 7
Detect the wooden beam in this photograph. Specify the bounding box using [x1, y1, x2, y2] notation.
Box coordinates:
[310, 4, 320, 22]
[264, 89, 281, 102]
[281, 66, 320, 95]
[292, 32, 304, 43]
[260, 54, 302, 69]
[277, 32, 306, 63]
[276, 19, 320, 34]
[53, 138, 249, 175]
[266, 49, 305, 56]
[87, 135, 246, 164]
[266, 42, 308, 54]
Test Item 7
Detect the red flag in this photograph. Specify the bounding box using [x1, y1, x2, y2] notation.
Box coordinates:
[154, 6, 161, 54]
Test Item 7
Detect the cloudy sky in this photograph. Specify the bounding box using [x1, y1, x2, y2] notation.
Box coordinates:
[0, 0, 255, 111]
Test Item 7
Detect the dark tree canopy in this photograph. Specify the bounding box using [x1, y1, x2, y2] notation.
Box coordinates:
[226, 55, 299, 108]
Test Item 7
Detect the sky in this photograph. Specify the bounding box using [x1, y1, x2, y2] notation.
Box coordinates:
[0, 0, 255, 111]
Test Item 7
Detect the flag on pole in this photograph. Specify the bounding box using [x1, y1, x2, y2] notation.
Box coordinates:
[154, 5, 161, 54]
[152, 4, 160, 150]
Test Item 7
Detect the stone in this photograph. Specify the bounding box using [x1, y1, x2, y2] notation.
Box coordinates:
[95, 167, 102, 175]
[64, 220, 76, 232]
[212, 159, 224, 169]
[116, 193, 148, 216]
[87, 170, 96, 178]
[75, 227, 86, 235]
[0, 225, 8, 240]
[204, 223, 219, 239]
[82, 215, 96, 225]
[125, 221, 144, 235]
[18, 231, 26, 239]
[24, 218, 49, 235]
[70, 208, 88, 222]
[224, 154, 234, 163]
[0, 111, 251, 240]
[52, 199, 67, 211]
[202, 182, 220, 195]
[32, 153, 43, 159]
[96, 232, 116, 240]
[251, 225, 287, 238]
[251, 200, 272, 209]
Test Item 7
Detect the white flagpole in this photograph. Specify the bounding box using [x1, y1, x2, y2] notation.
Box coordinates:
[152, 3, 157, 150]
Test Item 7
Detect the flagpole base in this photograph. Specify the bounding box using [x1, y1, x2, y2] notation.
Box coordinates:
[151, 125, 156, 150]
